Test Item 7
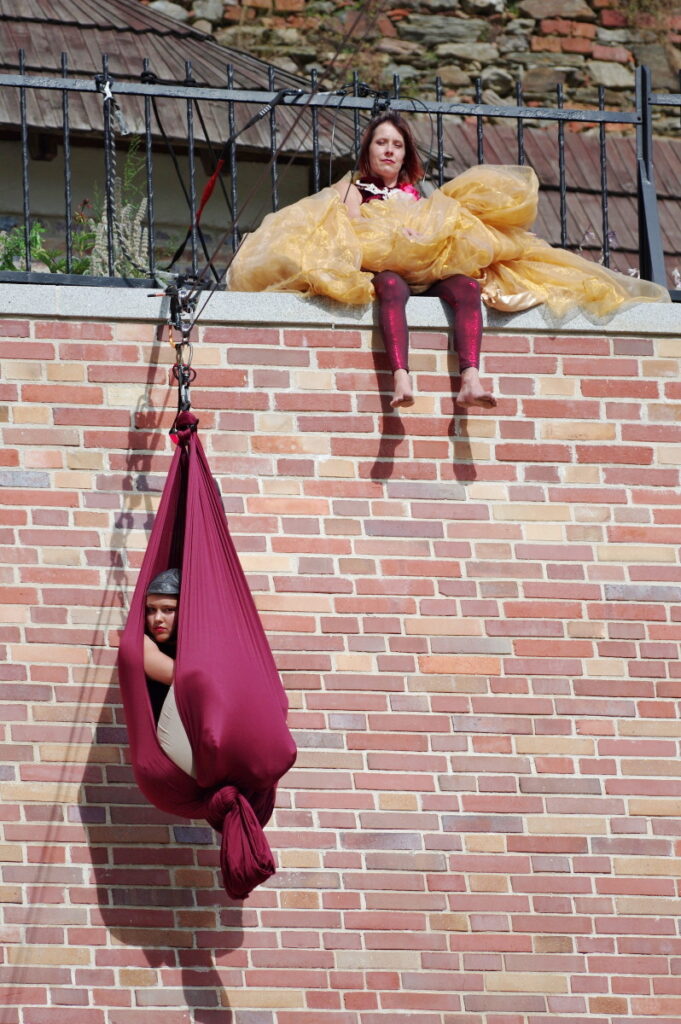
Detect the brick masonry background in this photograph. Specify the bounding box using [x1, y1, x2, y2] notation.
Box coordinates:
[146, 0, 681, 131]
[2, 302, 681, 1023]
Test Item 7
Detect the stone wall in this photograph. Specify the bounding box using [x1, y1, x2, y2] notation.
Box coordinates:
[1, 284, 681, 1023]
[146, 0, 681, 132]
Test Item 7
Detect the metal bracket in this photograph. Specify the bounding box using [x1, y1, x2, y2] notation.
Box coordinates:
[167, 274, 198, 343]
[164, 275, 200, 430]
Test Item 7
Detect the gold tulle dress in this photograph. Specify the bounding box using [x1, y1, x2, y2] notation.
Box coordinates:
[227, 165, 670, 317]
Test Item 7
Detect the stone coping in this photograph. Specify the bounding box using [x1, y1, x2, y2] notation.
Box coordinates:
[1, 283, 679, 336]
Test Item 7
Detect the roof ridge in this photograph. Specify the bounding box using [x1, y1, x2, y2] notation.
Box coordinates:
[0, 13, 199, 37]
[0, 0, 209, 40]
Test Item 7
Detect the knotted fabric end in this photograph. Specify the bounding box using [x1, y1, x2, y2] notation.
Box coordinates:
[171, 410, 199, 447]
[207, 786, 276, 900]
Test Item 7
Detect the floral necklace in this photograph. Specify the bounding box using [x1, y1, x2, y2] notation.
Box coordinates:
[356, 175, 421, 202]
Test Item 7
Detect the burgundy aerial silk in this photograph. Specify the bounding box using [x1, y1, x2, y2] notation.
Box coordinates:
[117, 411, 297, 899]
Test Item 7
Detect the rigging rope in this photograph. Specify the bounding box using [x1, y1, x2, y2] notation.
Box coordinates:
[93, 2, 402, 361]
[163, 86, 305, 273]
[178, 0, 396, 318]
[96, 75, 150, 278]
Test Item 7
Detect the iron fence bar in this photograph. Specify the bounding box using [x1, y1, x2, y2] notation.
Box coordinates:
[18, 50, 31, 271]
[0, 71, 644, 125]
[100, 54, 115, 277]
[310, 67, 320, 193]
[61, 53, 73, 273]
[474, 77, 484, 164]
[142, 59, 156, 277]
[185, 61, 198, 277]
[297, 95, 597, 123]
[227, 63, 238, 251]
[2, 60, 676, 295]
[557, 82, 567, 249]
[515, 80, 525, 166]
[649, 92, 681, 107]
[393, 72, 400, 102]
[435, 76, 444, 188]
[352, 71, 361, 160]
[635, 65, 666, 286]
[644, 73, 679, 293]
[269, 65, 279, 211]
[598, 85, 610, 269]
[658, 69, 680, 295]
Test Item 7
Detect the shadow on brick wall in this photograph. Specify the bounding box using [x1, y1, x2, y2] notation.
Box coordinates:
[78, 697, 244, 1022]
[367, 327, 490, 484]
[72, 333, 246, 1019]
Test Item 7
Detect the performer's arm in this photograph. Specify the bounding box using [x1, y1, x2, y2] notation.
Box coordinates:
[143, 635, 174, 686]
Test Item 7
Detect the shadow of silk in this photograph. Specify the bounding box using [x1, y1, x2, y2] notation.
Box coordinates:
[78, 679, 245, 1022]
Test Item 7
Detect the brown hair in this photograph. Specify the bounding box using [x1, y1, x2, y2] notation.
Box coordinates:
[357, 112, 423, 185]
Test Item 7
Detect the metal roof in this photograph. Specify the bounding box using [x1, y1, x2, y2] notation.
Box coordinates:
[437, 121, 681, 280]
[0, 0, 357, 155]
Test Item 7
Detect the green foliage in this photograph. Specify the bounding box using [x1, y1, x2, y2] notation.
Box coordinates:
[69, 201, 99, 273]
[89, 178, 148, 278]
[0, 221, 40, 272]
[0, 139, 149, 277]
[0, 218, 92, 274]
[119, 134, 146, 209]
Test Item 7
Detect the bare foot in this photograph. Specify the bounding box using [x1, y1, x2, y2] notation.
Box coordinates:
[456, 367, 496, 409]
[390, 369, 415, 409]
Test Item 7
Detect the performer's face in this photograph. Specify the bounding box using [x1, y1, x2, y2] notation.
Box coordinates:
[368, 122, 406, 185]
[145, 595, 178, 643]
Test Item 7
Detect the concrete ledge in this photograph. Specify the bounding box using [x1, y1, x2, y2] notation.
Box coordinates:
[1, 283, 679, 336]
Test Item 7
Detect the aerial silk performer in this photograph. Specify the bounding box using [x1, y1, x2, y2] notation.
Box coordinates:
[117, 411, 297, 900]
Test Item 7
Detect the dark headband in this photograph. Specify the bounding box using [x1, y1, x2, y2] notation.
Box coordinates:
[147, 568, 181, 595]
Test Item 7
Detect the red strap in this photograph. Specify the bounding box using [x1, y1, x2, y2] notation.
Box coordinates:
[196, 158, 226, 223]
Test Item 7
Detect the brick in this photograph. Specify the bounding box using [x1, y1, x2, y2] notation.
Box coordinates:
[3, 306, 681, 1014]
[487, 971, 568, 992]
[3, 428, 80, 447]
[577, 444, 653, 465]
[601, 8, 628, 26]
[35, 321, 112, 340]
[0, 341, 55, 359]
[561, 36, 594, 52]
[592, 42, 633, 61]
[0, 318, 30, 336]
[531, 34, 562, 52]
[537, 18, 566, 34]
[581, 379, 658, 398]
[496, 443, 572, 463]
[598, 544, 675, 563]
[23, 384, 104, 405]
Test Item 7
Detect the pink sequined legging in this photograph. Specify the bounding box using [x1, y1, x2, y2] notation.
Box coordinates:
[373, 270, 483, 374]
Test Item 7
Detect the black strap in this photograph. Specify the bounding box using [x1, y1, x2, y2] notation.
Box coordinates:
[165, 88, 303, 272]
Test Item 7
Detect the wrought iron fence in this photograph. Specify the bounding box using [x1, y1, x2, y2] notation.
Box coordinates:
[0, 53, 678, 300]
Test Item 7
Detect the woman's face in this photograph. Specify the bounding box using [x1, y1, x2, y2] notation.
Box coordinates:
[145, 595, 178, 644]
[368, 122, 406, 185]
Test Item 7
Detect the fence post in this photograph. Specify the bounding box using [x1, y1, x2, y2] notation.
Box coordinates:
[636, 65, 667, 287]
[18, 50, 32, 271]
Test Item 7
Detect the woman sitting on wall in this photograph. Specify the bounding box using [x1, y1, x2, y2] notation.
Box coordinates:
[331, 114, 494, 410]
[227, 112, 669, 408]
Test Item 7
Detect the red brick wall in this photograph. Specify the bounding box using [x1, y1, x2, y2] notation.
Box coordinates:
[2, 305, 681, 1023]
